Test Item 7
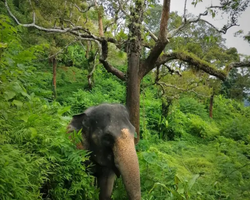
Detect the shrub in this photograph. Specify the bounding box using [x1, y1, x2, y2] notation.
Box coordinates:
[179, 97, 209, 120]
[164, 105, 189, 140]
[186, 114, 219, 139]
[0, 97, 98, 200]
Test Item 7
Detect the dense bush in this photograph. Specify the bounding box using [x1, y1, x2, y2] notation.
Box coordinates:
[62, 67, 126, 114]
[179, 97, 209, 121]
[0, 17, 97, 200]
[0, 97, 98, 200]
[213, 95, 250, 143]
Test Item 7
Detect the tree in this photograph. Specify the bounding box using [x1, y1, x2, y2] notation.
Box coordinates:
[4, 0, 250, 143]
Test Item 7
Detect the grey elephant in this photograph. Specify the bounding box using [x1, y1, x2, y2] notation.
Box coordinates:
[67, 103, 141, 200]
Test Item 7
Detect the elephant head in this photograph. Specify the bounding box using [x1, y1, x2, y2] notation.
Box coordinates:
[67, 103, 141, 200]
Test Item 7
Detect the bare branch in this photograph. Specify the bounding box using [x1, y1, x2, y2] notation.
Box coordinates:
[167, 10, 208, 39]
[5, 0, 125, 83]
[6, 0, 85, 33]
[144, 26, 158, 42]
[63, 19, 76, 27]
[199, 19, 239, 34]
[117, 0, 129, 16]
[99, 59, 126, 81]
[157, 82, 210, 98]
[5, 0, 106, 42]
[164, 64, 182, 77]
[74, 2, 95, 13]
[78, 38, 102, 57]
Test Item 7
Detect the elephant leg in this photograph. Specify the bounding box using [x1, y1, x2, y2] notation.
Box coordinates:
[97, 167, 116, 200]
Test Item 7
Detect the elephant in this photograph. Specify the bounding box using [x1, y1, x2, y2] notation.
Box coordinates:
[67, 103, 141, 200]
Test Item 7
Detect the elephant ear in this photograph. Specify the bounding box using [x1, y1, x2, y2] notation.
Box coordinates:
[70, 113, 90, 132]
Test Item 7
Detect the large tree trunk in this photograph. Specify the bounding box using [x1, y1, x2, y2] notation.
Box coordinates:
[126, 61, 141, 144]
[126, 1, 143, 144]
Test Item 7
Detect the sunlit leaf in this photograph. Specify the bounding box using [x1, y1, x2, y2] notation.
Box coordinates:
[12, 100, 23, 108]
[3, 91, 16, 100]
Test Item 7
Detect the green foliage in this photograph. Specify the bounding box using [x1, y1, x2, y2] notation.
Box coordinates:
[178, 97, 209, 120]
[186, 114, 219, 139]
[0, 97, 98, 200]
[63, 66, 126, 113]
[213, 95, 250, 143]
[61, 45, 89, 68]
[164, 105, 188, 140]
[0, 17, 97, 200]
[135, 136, 250, 200]
[161, 98, 220, 140]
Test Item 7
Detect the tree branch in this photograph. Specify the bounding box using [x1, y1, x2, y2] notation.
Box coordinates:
[156, 82, 210, 98]
[144, 26, 158, 42]
[199, 19, 239, 34]
[140, 0, 170, 78]
[156, 52, 227, 81]
[164, 64, 182, 76]
[159, 0, 170, 41]
[228, 61, 250, 69]
[74, 2, 95, 13]
[117, 0, 129, 16]
[99, 59, 126, 81]
[5, 0, 113, 44]
[167, 10, 208, 39]
[5, 0, 82, 33]
[5, 0, 126, 82]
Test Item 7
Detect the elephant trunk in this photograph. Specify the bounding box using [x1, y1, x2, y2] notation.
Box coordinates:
[113, 129, 141, 200]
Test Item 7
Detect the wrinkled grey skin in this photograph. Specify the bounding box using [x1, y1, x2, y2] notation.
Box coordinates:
[67, 103, 141, 200]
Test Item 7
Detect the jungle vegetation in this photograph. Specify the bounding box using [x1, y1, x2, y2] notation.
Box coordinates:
[1, 0, 250, 199]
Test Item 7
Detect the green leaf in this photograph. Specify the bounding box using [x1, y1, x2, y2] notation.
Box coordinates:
[3, 91, 16, 100]
[20, 115, 29, 122]
[29, 127, 37, 138]
[165, 120, 169, 127]
[188, 174, 200, 190]
[142, 152, 157, 164]
[12, 100, 23, 107]
[57, 106, 71, 115]
[21, 91, 30, 99]
[0, 42, 7, 48]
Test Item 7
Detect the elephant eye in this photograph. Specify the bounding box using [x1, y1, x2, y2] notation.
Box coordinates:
[102, 133, 115, 147]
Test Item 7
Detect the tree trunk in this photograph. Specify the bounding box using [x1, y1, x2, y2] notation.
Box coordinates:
[126, 60, 141, 144]
[209, 93, 214, 118]
[162, 98, 172, 117]
[126, 1, 143, 144]
[98, 12, 104, 37]
[95, 1, 104, 37]
[85, 41, 90, 59]
[52, 57, 57, 99]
